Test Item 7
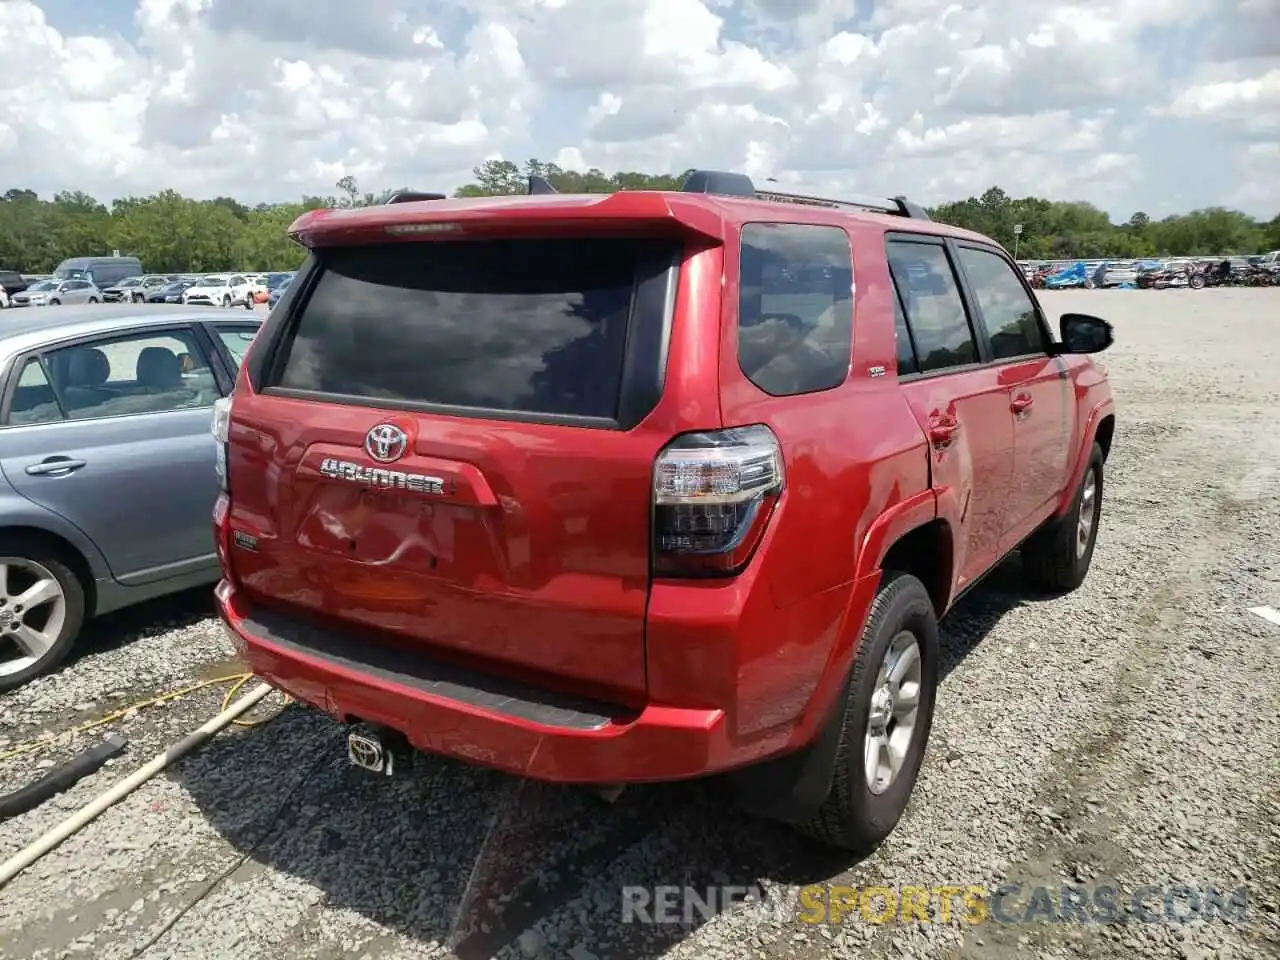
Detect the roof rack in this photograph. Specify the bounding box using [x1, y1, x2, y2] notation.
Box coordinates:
[679, 169, 932, 220]
[385, 191, 448, 204]
[519, 169, 930, 220]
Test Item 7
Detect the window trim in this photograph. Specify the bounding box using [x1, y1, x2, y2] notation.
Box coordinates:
[947, 239, 1055, 364]
[0, 323, 221, 428]
[735, 220, 855, 399]
[884, 232, 989, 381]
[891, 283, 920, 376]
[257, 239, 683, 432]
[0, 356, 68, 427]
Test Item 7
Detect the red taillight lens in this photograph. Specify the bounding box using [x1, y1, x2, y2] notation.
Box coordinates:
[652, 425, 784, 578]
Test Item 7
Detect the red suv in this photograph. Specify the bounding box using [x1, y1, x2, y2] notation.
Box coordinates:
[213, 170, 1115, 852]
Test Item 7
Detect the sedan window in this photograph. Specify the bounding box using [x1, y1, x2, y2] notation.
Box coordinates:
[6, 360, 64, 426]
[216, 327, 259, 368]
[45, 329, 220, 421]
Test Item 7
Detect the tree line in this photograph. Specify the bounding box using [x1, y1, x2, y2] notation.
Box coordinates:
[2, 160, 1277, 275]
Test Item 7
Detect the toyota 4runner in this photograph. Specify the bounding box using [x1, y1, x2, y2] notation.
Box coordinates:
[213, 170, 1116, 852]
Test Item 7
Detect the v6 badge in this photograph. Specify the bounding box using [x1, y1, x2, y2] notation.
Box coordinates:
[232, 530, 260, 552]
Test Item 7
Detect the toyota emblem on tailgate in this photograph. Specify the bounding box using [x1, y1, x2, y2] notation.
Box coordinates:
[365, 423, 408, 463]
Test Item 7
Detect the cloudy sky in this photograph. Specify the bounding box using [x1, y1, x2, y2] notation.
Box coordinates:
[2, 0, 1277, 219]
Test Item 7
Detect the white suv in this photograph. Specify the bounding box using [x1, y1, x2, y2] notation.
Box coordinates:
[183, 274, 251, 307]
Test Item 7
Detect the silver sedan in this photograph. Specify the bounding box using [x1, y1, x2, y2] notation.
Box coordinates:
[0, 304, 261, 690]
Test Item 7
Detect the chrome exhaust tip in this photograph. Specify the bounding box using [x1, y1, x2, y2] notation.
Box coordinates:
[346, 722, 408, 777]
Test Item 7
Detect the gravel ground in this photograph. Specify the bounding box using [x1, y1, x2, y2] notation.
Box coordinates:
[1, 289, 1278, 960]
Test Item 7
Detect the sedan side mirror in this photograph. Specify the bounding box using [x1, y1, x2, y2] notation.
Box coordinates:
[1054, 313, 1113, 354]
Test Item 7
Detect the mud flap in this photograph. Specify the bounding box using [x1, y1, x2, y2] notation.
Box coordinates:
[721, 667, 851, 824]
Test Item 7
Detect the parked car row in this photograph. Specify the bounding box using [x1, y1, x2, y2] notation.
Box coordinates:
[1020, 256, 1280, 289]
[1, 270, 296, 309]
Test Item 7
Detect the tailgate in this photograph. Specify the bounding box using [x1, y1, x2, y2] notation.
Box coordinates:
[224, 234, 690, 703]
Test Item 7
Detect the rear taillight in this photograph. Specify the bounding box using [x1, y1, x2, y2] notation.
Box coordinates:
[212, 396, 232, 493]
[652, 425, 784, 577]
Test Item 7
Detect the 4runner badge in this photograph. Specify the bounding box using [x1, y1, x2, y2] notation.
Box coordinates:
[319, 458, 448, 496]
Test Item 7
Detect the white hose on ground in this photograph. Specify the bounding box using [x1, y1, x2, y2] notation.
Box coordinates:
[0, 681, 273, 890]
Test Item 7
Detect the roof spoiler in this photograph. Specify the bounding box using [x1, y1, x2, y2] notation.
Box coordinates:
[525, 170, 929, 220]
[385, 191, 448, 204]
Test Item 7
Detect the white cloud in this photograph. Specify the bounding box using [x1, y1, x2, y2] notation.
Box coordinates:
[0, 0, 1277, 219]
[1159, 69, 1280, 137]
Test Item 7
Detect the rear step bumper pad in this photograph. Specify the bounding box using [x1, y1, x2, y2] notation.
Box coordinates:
[215, 581, 733, 783]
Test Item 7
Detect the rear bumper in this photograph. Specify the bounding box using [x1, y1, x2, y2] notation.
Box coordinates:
[216, 579, 740, 783]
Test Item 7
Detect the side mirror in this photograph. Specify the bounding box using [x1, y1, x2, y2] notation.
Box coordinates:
[1056, 313, 1113, 354]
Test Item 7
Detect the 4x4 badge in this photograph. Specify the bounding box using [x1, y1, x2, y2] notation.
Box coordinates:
[365, 424, 408, 463]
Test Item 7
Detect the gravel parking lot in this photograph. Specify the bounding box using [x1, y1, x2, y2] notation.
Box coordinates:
[1, 289, 1278, 960]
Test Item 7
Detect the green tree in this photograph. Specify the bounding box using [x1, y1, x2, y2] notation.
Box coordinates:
[335, 175, 361, 208]
[0, 166, 1274, 275]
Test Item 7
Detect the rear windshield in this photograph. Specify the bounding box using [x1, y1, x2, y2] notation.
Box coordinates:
[274, 237, 667, 419]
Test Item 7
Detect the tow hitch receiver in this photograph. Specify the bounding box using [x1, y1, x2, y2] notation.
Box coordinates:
[347, 723, 398, 776]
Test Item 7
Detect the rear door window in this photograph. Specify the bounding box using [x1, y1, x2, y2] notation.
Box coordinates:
[273, 237, 678, 421]
[885, 240, 979, 373]
[737, 223, 853, 396]
[954, 246, 1047, 360]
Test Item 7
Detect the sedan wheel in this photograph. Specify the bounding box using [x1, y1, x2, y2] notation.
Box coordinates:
[0, 549, 85, 691]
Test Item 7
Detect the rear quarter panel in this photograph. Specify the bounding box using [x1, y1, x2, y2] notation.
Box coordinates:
[0, 481, 114, 584]
[646, 218, 933, 740]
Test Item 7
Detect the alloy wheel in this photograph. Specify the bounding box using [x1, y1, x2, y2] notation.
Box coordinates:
[1077, 468, 1098, 559]
[864, 630, 923, 795]
[0, 558, 68, 677]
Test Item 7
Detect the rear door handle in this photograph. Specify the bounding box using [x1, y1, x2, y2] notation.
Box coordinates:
[1011, 393, 1035, 415]
[25, 457, 87, 476]
[927, 414, 960, 448]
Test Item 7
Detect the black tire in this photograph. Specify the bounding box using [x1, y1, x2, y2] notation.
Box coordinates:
[222, 295, 231, 307]
[1022, 442, 1104, 592]
[1189, 275, 1205, 290]
[0, 538, 87, 692]
[793, 571, 939, 853]
[87, 297, 98, 303]
[49, 298, 60, 305]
